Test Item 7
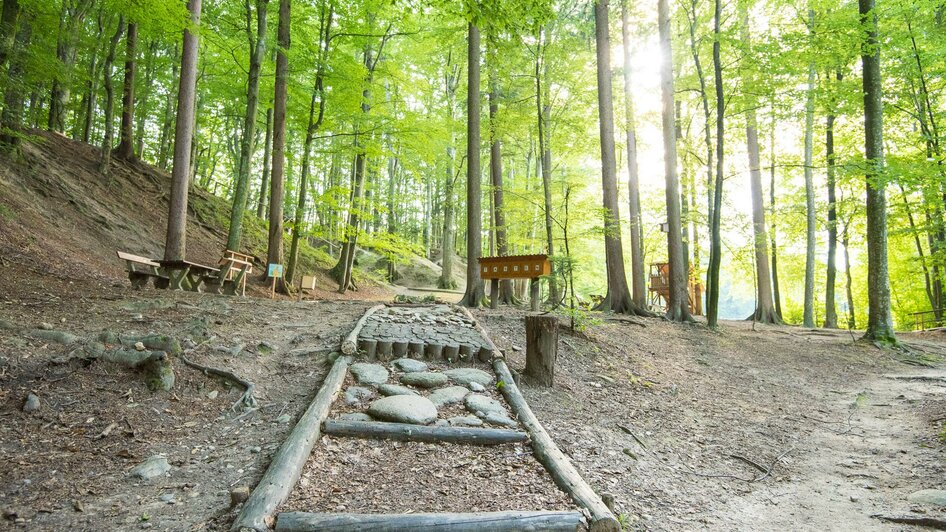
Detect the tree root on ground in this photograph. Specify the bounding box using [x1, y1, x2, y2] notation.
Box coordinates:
[179, 353, 258, 411]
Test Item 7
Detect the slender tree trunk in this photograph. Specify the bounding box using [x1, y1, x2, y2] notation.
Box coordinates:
[824, 74, 841, 328]
[706, 0, 724, 328]
[802, 9, 816, 327]
[622, 0, 647, 308]
[227, 0, 269, 252]
[255, 107, 273, 218]
[100, 16, 125, 177]
[842, 221, 856, 329]
[460, 21, 485, 307]
[536, 26, 558, 307]
[48, 0, 91, 133]
[658, 0, 692, 321]
[157, 44, 179, 171]
[164, 0, 201, 262]
[0, 2, 28, 148]
[116, 21, 136, 159]
[266, 0, 290, 294]
[769, 102, 782, 319]
[487, 35, 513, 304]
[439, 57, 459, 289]
[134, 39, 157, 157]
[859, 0, 895, 343]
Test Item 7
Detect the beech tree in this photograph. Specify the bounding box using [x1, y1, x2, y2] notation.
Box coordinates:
[265, 0, 289, 293]
[460, 17, 485, 308]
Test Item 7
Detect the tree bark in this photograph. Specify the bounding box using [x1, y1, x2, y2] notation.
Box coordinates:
[706, 0, 724, 328]
[116, 21, 137, 160]
[824, 72, 841, 329]
[439, 54, 459, 290]
[100, 16, 125, 177]
[0, 1, 27, 148]
[536, 25, 558, 307]
[487, 34, 513, 304]
[802, 9, 816, 328]
[658, 0, 692, 322]
[622, 0, 647, 308]
[157, 44, 179, 171]
[164, 0, 201, 262]
[266, 0, 290, 294]
[460, 21, 485, 307]
[525, 315, 558, 387]
[48, 0, 91, 133]
[256, 107, 273, 218]
[859, 0, 895, 343]
[842, 221, 856, 329]
[227, 0, 269, 252]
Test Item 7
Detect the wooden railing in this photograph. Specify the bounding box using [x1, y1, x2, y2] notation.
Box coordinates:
[912, 308, 946, 331]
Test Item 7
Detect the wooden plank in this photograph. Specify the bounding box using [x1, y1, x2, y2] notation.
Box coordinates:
[493, 358, 620, 532]
[275, 510, 585, 532]
[116, 250, 160, 267]
[231, 355, 352, 532]
[341, 305, 385, 355]
[323, 420, 529, 445]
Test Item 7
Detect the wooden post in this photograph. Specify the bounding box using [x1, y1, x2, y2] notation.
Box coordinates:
[530, 277, 540, 311]
[489, 278, 499, 309]
[524, 315, 558, 387]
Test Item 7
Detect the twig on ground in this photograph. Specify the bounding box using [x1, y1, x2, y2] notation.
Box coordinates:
[730, 454, 768, 474]
[604, 317, 647, 327]
[93, 422, 118, 440]
[617, 424, 649, 449]
[179, 354, 257, 411]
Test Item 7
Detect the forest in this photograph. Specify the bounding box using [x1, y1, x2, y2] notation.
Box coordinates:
[0, 0, 943, 340]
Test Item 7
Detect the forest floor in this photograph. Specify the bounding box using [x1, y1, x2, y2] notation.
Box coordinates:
[0, 263, 943, 530]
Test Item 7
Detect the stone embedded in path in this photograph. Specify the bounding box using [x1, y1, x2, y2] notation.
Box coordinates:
[908, 489, 946, 507]
[344, 386, 375, 405]
[130, 455, 171, 480]
[465, 394, 509, 419]
[400, 371, 449, 389]
[392, 358, 428, 373]
[350, 363, 389, 385]
[468, 382, 486, 392]
[367, 395, 438, 425]
[445, 368, 494, 387]
[482, 411, 518, 428]
[378, 384, 419, 397]
[448, 415, 484, 427]
[22, 393, 39, 412]
[428, 386, 470, 408]
[339, 412, 373, 422]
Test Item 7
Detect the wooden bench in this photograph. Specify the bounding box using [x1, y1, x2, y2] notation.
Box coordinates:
[116, 251, 169, 290]
[219, 250, 254, 296]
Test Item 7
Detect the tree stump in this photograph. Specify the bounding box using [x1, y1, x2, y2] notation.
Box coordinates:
[524, 315, 558, 387]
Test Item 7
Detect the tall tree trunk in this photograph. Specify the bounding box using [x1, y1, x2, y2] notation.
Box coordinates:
[266, 0, 290, 295]
[48, 0, 91, 133]
[157, 44, 179, 171]
[460, 20, 485, 307]
[164, 0, 201, 262]
[0, 1, 28, 148]
[134, 39, 157, 157]
[859, 0, 895, 343]
[255, 107, 273, 218]
[592, 0, 642, 316]
[0, 0, 19, 71]
[100, 16, 125, 177]
[741, 7, 780, 324]
[487, 35, 513, 304]
[706, 0, 724, 328]
[227, 0, 269, 252]
[622, 0, 647, 308]
[658, 0, 692, 321]
[116, 21, 137, 159]
[842, 220, 856, 329]
[536, 25, 558, 307]
[802, 9, 816, 328]
[824, 72, 841, 328]
[439, 55, 459, 289]
[769, 101, 782, 318]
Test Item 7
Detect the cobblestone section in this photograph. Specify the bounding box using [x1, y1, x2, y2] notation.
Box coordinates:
[357, 305, 492, 362]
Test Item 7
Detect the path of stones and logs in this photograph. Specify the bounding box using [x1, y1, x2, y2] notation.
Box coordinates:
[232, 305, 620, 532]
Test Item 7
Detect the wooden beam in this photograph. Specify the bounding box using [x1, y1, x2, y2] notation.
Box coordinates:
[341, 304, 384, 355]
[455, 306, 504, 359]
[231, 355, 352, 532]
[323, 420, 529, 445]
[493, 358, 620, 532]
[275, 510, 585, 531]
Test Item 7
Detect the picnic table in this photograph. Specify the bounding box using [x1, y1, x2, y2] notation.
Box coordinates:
[158, 259, 220, 292]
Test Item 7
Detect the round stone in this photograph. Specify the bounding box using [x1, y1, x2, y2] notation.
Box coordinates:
[367, 395, 438, 425]
[344, 386, 375, 405]
[448, 415, 484, 427]
[400, 371, 449, 389]
[445, 368, 494, 387]
[339, 412, 373, 422]
[908, 489, 946, 507]
[465, 394, 508, 418]
[378, 384, 420, 397]
[350, 363, 389, 385]
[428, 386, 470, 408]
[482, 411, 518, 427]
[392, 358, 428, 373]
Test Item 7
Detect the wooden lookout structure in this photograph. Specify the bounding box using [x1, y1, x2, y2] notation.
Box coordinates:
[648, 262, 703, 315]
[479, 254, 552, 311]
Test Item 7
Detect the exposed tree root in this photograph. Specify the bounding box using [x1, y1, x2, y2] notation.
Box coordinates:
[871, 514, 946, 529]
[179, 354, 257, 411]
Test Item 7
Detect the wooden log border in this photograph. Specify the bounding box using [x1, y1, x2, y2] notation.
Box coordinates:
[231, 355, 353, 532]
[340, 304, 385, 355]
[454, 305, 504, 359]
[323, 420, 530, 445]
[275, 510, 585, 531]
[493, 358, 620, 532]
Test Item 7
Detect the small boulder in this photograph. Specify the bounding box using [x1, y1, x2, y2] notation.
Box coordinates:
[230, 486, 250, 507]
[22, 393, 39, 412]
[350, 363, 389, 385]
[392, 358, 428, 373]
[339, 412, 373, 422]
[908, 489, 946, 507]
[378, 384, 419, 397]
[468, 382, 486, 392]
[429, 386, 470, 408]
[465, 394, 508, 418]
[344, 386, 375, 405]
[130, 455, 171, 480]
[448, 415, 484, 427]
[400, 371, 449, 389]
[445, 368, 494, 387]
[367, 395, 438, 425]
[482, 411, 518, 427]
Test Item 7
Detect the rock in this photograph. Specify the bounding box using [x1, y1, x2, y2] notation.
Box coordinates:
[206, 390, 219, 400]
[428, 386, 470, 407]
[400, 371, 449, 389]
[134, 341, 146, 351]
[339, 412, 373, 422]
[0, 319, 17, 331]
[249, 446, 262, 454]
[482, 411, 518, 427]
[350, 363, 389, 385]
[22, 393, 39, 412]
[367, 395, 438, 425]
[230, 486, 250, 507]
[392, 358, 428, 373]
[465, 394, 508, 417]
[344, 386, 376, 405]
[276, 414, 291, 424]
[445, 368, 494, 387]
[908, 489, 946, 507]
[130, 456, 171, 480]
[434, 419, 449, 426]
[39, 322, 54, 330]
[29, 329, 78, 345]
[159, 493, 176, 504]
[468, 382, 486, 392]
[378, 384, 419, 397]
[448, 415, 483, 427]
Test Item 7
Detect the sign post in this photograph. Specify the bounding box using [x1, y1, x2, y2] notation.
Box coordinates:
[267, 263, 284, 299]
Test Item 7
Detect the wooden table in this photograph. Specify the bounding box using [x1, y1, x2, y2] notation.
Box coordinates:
[158, 260, 220, 292]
